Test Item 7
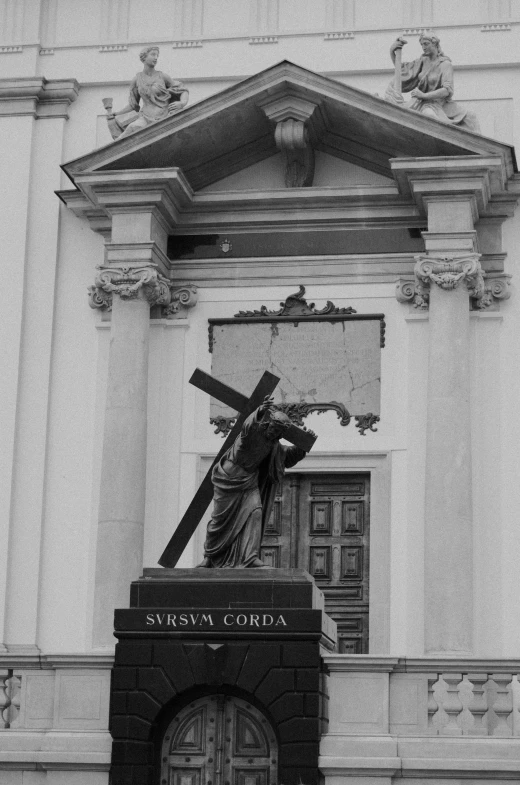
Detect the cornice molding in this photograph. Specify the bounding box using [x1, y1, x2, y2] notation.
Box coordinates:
[323, 654, 520, 673]
[390, 155, 508, 217]
[70, 168, 193, 232]
[0, 77, 79, 118]
[0, 652, 114, 669]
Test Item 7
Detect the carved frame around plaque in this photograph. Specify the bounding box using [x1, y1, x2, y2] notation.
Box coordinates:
[208, 286, 385, 436]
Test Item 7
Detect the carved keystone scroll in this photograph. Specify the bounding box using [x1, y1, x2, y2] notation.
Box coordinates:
[258, 95, 322, 188]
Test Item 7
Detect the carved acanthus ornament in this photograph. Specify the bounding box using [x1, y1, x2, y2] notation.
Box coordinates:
[395, 254, 511, 311]
[89, 266, 198, 316]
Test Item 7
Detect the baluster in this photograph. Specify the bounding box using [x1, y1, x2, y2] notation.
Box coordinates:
[427, 674, 439, 733]
[441, 673, 463, 735]
[467, 673, 489, 736]
[0, 670, 8, 729]
[4, 673, 22, 728]
[491, 673, 513, 737]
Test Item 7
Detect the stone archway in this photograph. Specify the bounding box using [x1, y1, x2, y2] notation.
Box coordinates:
[161, 694, 278, 785]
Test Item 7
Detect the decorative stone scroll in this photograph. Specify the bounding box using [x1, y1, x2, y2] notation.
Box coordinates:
[163, 284, 198, 318]
[89, 266, 197, 316]
[396, 254, 511, 310]
[208, 286, 384, 436]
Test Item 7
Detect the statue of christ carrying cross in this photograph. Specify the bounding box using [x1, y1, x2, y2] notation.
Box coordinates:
[158, 368, 317, 569]
[198, 397, 315, 569]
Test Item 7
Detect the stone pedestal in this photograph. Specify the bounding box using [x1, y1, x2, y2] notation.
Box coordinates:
[110, 569, 336, 785]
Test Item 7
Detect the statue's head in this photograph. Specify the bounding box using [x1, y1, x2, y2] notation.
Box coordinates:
[140, 45, 160, 64]
[263, 409, 292, 441]
[419, 32, 444, 56]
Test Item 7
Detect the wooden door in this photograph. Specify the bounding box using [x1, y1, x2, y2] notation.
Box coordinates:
[261, 473, 370, 653]
[162, 695, 278, 785]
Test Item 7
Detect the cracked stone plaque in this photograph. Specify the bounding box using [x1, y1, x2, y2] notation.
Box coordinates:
[208, 317, 382, 431]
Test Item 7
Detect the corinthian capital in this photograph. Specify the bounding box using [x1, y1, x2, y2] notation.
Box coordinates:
[89, 264, 170, 310]
[414, 254, 484, 298]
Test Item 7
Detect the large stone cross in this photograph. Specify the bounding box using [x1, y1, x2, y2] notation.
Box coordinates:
[158, 368, 317, 567]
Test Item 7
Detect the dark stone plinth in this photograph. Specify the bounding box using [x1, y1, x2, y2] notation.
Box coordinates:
[130, 567, 325, 610]
[110, 569, 336, 785]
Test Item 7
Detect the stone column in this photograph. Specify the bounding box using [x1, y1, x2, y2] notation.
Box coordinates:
[63, 170, 195, 648]
[90, 264, 170, 648]
[415, 251, 484, 655]
[390, 156, 513, 656]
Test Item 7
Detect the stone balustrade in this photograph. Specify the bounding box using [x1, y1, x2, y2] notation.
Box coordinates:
[323, 656, 520, 737]
[0, 654, 112, 773]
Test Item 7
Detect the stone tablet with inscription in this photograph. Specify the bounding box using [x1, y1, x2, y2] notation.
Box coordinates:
[208, 289, 383, 431]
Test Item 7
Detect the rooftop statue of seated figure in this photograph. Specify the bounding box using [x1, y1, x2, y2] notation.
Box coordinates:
[385, 33, 480, 134]
[102, 45, 189, 140]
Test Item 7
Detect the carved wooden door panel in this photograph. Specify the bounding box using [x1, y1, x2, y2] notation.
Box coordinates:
[162, 695, 278, 785]
[261, 473, 370, 653]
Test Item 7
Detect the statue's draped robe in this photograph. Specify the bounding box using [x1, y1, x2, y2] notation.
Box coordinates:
[113, 71, 186, 136]
[203, 410, 305, 567]
[385, 55, 480, 133]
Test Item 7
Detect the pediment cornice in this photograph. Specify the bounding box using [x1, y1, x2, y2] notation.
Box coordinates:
[62, 61, 516, 193]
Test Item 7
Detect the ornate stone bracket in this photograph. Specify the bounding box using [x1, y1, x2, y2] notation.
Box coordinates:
[275, 118, 315, 188]
[258, 95, 323, 188]
[396, 255, 511, 310]
[89, 265, 198, 316]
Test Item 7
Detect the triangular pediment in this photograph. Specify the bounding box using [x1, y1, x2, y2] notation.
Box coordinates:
[62, 60, 515, 192]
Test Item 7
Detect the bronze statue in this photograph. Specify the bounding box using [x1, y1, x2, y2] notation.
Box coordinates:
[103, 45, 188, 140]
[385, 32, 480, 133]
[198, 398, 314, 568]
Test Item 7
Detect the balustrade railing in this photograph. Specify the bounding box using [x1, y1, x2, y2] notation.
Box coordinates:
[427, 671, 518, 736]
[0, 669, 21, 729]
[323, 656, 520, 738]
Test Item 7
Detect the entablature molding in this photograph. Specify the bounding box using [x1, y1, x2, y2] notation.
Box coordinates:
[0, 77, 79, 118]
[59, 181, 424, 233]
[164, 252, 504, 289]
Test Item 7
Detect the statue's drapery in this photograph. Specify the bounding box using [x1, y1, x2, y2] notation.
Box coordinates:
[203, 410, 305, 567]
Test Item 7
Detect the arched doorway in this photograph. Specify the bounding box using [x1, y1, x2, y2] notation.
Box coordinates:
[161, 694, 278, 785]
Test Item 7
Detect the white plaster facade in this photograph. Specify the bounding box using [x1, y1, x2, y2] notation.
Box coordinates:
[2, 0, 520, 783]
